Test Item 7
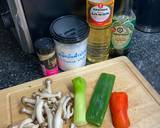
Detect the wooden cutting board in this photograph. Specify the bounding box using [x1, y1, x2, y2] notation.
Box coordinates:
[0, 56, 160, 128]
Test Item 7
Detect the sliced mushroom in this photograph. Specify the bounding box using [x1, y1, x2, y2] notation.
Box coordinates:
[9, 78, 76, 128]
[32, 92, 41, 98]
[31, 106, 36, 121]
[65, 103, 73, 119]
[51, 104, 58, 113]
[53, 96, 67, 128]
[63, 96, 71, 110]
[62, 96, 73, 120]
[20, 107, 33, 115]
[21, 96, 36, 105]
[25, 103, 35, 109]
[8, 121, 22, 128]
[8, 125, 18, 128]
[70, 123, 77, 128]
[19, 118, 33, 128]
[50, 97, 58, 104]
[35, 97, 45, 124]
[23, 123, 39, 128]
[44, 103, 53, 128]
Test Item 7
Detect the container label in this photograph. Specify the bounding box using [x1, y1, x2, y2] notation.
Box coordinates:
[41, 65, 59, 76]
[90, 4, 111, 22]
[38, 52, 59, 76]
[111, 20, 134, 49]
[87, 1, 114, 27]
[55, 40, 87, 71]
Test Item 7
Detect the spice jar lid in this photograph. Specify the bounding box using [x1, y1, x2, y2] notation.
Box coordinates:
[50, 15, 90, 44]
[34, 38, 55, 55]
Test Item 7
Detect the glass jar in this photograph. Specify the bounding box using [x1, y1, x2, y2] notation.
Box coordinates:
[50, 15, 90, 71]
[34, 38, 59, 76]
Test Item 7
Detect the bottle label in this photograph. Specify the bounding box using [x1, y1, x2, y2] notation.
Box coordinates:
[111, 19, 134, 49]
[87, 1, 114, 27]
[90, 4, 111, 22]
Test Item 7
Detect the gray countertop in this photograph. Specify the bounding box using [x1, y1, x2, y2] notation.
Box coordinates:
[128, 30, 160, 93]
[0, 28, 160, 93]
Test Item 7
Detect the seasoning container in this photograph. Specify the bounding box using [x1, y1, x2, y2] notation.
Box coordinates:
[50, 15, 90, 71]
[34, 38, 59, 76]
[110, 0, 136, 57]
[86, 0, 114, 63]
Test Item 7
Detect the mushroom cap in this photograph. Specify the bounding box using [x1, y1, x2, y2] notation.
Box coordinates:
[45, 78, 52, 85]
[21, 96, 28, 104]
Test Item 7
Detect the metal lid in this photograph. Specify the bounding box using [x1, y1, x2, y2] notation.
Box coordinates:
[34, 38, 55, 54]
[50, 15, 90, 44]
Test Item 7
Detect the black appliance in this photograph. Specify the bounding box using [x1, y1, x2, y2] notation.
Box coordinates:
[133, 0, 160, 33]
[5, 0, 86, 53]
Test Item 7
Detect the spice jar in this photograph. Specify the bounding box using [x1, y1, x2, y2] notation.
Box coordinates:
[50, 15, 90, 71]
[34, 38, 59, 76]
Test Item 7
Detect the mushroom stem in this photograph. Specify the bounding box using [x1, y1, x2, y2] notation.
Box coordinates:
[7, 120, 25, 128]
[63, 97, 71, 110]
[66, 104, 73, 119]
[23, 123, 39, 128]
[44, 103, 53, 128]
[26, 103, 35, 109]
[20, 107, 33, 115]
[21, 96, 36, 105]
[70, 123, 77, 128]
[8, 125, 18, 128]
[62, 96, 74, 120]
[35, 97, 45, 124]
[44, 78, 53, 94]
[53, 96, 66, 128]
[19, 118, 33, 128]
[31, 107, 36, 121]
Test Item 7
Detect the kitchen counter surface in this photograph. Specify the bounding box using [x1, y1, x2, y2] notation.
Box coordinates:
[0, 28, 160, 93]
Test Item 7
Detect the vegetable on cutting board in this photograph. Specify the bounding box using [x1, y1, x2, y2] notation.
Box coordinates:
[86, 73, 116, 126]
[72, 77, 87, 126]
[110, 92, 130, 128]
[8, 78, 74, 128]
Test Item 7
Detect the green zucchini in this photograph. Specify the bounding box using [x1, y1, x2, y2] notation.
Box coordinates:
[86, 73, 116, 126]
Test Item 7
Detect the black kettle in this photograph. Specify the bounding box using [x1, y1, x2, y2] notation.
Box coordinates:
[133, 0, 160, 33]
